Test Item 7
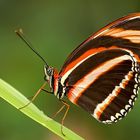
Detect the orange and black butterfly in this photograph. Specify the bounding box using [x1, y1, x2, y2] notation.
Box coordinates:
[16, 13, 140, 124]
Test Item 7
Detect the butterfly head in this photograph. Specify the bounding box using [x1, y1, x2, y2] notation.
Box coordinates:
[44, 65, 54, 89]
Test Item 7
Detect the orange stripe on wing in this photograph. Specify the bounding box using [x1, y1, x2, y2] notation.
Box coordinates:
[106, 29, 140, 44]
[60, 46, 120, 77]
[60, 47, 106, 76]
[95, 88, 121, 119]
[79, 13, 140, 47]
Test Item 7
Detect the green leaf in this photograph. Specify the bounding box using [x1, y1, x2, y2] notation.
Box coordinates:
[0, 79, 84, 140]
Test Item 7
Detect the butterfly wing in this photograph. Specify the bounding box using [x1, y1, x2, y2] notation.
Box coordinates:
[59, 13, 140, 123]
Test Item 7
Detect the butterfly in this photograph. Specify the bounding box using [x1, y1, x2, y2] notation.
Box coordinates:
[16, 13, 140, 126]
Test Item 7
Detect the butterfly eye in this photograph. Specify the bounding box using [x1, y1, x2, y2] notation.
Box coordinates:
[44, 65, 53, 77]
[47, 68, 53, 76]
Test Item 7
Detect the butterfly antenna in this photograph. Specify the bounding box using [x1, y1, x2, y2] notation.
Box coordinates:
[15, 28, 49, 68]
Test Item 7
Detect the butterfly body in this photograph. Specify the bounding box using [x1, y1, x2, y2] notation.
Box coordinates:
[44, 13, 140, 124]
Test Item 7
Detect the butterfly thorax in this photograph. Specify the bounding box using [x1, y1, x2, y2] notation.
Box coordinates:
[44, 65, 65, 99]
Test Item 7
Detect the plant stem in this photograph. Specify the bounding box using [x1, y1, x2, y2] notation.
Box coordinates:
[0, 79, 84, 140]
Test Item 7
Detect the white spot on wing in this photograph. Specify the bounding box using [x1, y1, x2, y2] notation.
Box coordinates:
[115, 113, 122, 119]
[125, 105, 131, 110]
[111, 116, 116, 121]
[120, 109, 126, 115]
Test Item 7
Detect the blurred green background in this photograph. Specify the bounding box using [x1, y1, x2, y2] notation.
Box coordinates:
[0, 0, 140, 140]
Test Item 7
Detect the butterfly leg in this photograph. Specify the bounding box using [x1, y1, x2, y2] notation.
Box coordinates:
[19, 81, 48, 109]
[41, 88, 53, 94]
[60, 100, 70, 136]
[52, 104, 66, 119]
[27, 85, 53, 101]
[52, 100, 70, 136]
